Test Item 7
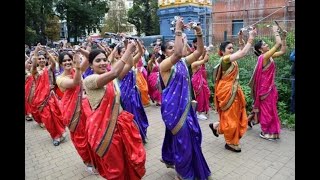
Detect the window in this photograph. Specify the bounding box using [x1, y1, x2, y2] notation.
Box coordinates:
[232, 20, 243, 36]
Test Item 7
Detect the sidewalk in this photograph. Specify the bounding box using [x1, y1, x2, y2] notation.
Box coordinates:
[25, 104, 295, 180]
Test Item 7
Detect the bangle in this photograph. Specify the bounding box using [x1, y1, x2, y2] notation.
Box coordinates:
[239, 39, 245, 45]
[247, 38, 254, 44]
[175, 31, 182, 36]
[75, 67, 80, 69]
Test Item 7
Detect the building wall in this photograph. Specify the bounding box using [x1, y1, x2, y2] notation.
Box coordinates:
[212, 0, 295, 45]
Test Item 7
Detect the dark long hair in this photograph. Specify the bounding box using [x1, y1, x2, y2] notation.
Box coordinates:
[254, 40, 263, 56]
[88, 49, 107, 64]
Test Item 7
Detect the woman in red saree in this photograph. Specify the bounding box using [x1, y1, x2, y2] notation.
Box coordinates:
[248, 25, 287, 140]
[208, 29, 257, 152]
[31, 44, 66, 146]
[56, 51, 97, 174]
[83, 45, 146, 179]
[25, 58, 34, 121]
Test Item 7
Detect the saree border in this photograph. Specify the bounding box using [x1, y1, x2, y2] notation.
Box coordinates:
[68, 87, 82, 132]
[221, 62, 239, 111]
[171, 59, 191, 135]
[96, 80, 120, 158]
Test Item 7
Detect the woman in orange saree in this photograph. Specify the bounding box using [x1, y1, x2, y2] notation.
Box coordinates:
[136, 57, 150, 107]
[209, 29, 256, 152]
[249, 25, 287, 140]
[83, 46, 146, 179]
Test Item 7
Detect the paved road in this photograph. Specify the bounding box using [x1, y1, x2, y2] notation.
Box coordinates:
[25, 104, 295, 180]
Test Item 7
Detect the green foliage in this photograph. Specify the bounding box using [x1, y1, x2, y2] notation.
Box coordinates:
[55, 0, 109, 44]
[128, 4, 143, 36]
[102, 0, 129, 34]
[128, 0, 160, 36]
[25, 0, 56, 45]
[45, 15, 61, 41]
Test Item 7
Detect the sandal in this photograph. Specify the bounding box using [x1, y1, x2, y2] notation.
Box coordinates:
[209, 123, 219, 137]
[85, 165, 99, 175]
[159, 158, 174, 169]
[259, 132, 276, 141]
[53, 140, 60, 146]
[225, 143, 241, 153]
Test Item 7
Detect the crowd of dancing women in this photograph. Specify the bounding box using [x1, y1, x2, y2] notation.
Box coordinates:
[25, 16, 287, 179]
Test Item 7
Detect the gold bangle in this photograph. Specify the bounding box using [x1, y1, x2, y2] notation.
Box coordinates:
[247, 38, 254, 44]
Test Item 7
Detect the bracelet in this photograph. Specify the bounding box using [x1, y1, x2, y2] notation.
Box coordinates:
[175, 31, 182, 36]
[247, 38, 254, 44]
[196, 34, 203, 37]
[239, 39, 245, 45]
[75, 67, 81, 69]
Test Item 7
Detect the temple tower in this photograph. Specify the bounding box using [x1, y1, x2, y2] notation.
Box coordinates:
[157, 0, 212, 45]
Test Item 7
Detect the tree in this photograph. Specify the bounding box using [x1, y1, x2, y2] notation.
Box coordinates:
[25, 0, 56, 45]
[127, 0, 160, 36]
[101, 0, 129, 34]
[55, 0, 109, 44]
[45, 15, 61, 42]
[127, 4, 143, 36]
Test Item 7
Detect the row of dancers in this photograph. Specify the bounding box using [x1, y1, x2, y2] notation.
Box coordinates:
[25, 16, 287, 179]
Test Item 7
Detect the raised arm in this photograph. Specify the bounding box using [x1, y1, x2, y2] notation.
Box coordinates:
[95, 42, 136, 88]
[159, 17, 184, 72]
[229, 28, 257, 62]
[185, 25, 204, 66]
[191, 51, 209, 70]
[263, 25, 282, 63]
[31, 44, 41, 76]
[133, 40, 143, 65]
[238, 30, 245, 50]
[272, 31, 287, 58]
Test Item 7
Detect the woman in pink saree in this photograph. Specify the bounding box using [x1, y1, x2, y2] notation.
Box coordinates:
[249, 25, 287, 140]
[147, 54, 161, 106]
[191, 50, 210, 120]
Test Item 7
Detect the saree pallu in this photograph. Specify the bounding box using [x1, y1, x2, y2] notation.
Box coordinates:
[60, 78, 92, 164]
[137, 58, 148, 80]
[40, 91, 66, 139]
[192, 65, 210, 113]
[25, 75, 34, 115]
[32, 68, 65, 139]
[214, 61, 247, 145]
[147, 64, 161, 103]
[30, 68, 52, 124]
[85, 80, 146, 180]
[135, 68, 150, 106]
[120, 71, 149, 142]
[250, 55, 281, 135]
[160, 59, 211, 180]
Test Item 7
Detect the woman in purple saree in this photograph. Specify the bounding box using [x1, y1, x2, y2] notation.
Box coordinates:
[249, 24, 287, 140]
[159, 17, 212, 180]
